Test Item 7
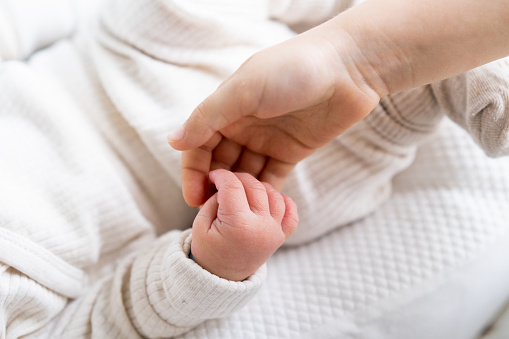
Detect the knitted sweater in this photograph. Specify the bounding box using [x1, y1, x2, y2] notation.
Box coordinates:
[1, 0, 509, 338]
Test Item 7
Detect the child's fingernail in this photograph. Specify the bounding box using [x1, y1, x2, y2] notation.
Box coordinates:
[167, 126, 185, 142]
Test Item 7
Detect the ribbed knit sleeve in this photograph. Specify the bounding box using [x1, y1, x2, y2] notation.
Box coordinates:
[44, 230, 265, 338]
[284, 85, 443, 245]
[431, 58, 509, 157]
[0, 230, 265, 338]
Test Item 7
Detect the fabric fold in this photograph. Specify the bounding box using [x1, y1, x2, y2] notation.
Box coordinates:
[431, 59, 509, 157]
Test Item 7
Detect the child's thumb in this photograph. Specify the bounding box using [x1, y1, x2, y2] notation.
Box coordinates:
[168, 75, 256, 150]
[192, 193, 219, 236]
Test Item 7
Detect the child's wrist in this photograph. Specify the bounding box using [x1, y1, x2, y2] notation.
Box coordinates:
[190, 241, 259, 281]
[319, 7, 412, 98]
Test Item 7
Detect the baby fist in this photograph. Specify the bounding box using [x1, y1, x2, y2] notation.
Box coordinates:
[191, 169, 298, 281]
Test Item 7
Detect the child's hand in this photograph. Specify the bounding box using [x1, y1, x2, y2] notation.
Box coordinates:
[191, 169, 298, 281]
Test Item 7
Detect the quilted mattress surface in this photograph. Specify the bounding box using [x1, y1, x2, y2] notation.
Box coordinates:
[177, 120, 509, 339]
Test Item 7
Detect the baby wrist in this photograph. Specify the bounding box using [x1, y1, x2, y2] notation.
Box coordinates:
[156, 231, 266, 322]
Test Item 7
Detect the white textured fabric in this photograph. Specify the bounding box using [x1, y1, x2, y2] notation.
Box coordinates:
[269, 0, 351, 25]
[0, 0, 102, 61]
[0, 4, 19, 61]
[192, 119, 509, 339]
[0, 0, 76, 60]
[432, 59, 509, 157]
[1, 0, 509, 338]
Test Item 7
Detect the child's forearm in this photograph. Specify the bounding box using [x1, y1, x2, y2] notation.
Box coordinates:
[319, 0, 509, 98]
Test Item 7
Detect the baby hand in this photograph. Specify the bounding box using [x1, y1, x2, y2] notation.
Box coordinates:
[191, 169, 299, 281]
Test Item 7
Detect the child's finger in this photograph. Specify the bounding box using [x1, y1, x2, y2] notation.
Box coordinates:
[193, 192, 219, 234]
[234, 172, 269, 215]
[210, 138, 243, 172]
[262, 182, 285, 223]
[209, 169, 249, 215]
[259, 158, 295, 192]
[232, 148, 266, 179]
[281, 194, 299, 239]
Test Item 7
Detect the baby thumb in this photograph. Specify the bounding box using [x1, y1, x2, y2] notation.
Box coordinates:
[192, 193, 219, 236]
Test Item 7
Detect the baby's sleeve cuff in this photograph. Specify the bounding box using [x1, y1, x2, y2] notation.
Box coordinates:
[364, 85, 443, 146]
[151, 230, 267, 326]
